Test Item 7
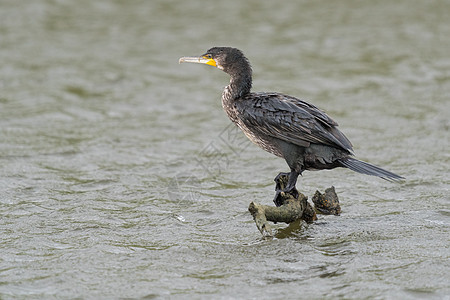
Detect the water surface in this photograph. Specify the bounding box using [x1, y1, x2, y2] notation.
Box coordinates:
[1, 0, 449, 298]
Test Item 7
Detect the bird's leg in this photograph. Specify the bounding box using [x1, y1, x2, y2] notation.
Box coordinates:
[273, 170, 299, 207]
[285, 169, 299, 195]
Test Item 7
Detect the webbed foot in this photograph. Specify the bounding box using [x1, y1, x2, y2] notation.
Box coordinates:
[273, 173, 299, 207]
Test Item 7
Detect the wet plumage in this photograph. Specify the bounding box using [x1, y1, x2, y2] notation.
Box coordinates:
[179, 47, 403, 202]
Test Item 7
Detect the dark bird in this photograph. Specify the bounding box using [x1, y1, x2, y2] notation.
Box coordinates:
[179, 47, 403, 205]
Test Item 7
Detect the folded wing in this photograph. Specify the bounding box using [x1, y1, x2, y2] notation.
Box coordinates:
[236, 92, 353, 153]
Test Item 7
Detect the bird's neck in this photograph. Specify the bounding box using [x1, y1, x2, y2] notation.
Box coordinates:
[222, 68, 252, 105]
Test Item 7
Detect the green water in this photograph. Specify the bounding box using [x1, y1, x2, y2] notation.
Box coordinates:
[1, 0, 449, 298]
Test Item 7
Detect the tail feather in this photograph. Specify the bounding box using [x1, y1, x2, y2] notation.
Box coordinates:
[338, 157, 404, 182]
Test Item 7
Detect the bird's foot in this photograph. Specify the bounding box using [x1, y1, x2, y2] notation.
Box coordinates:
[274, 172, 290, 191]
[273, 173, 299, 207]
[273, 186, 299, 207]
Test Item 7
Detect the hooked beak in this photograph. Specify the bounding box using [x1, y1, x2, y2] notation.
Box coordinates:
[179, 56, 217, 67]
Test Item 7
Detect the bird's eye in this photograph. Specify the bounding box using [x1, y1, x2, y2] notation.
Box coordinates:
[204, 54, 212, 59]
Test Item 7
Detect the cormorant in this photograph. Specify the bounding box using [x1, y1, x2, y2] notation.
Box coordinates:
[179, 47, 403, 205]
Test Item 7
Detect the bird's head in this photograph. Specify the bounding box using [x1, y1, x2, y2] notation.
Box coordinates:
[179, 47, 250, 75]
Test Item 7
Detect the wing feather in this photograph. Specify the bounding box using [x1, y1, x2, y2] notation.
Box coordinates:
[236, 92, 353, 152]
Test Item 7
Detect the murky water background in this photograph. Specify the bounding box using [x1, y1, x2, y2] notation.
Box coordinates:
[1, 0, 449, 298]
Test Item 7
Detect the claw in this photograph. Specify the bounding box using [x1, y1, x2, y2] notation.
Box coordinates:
[273, 186, 299, 206]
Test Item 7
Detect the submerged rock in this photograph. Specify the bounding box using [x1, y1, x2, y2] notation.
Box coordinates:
[312, 186, 341, 215]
